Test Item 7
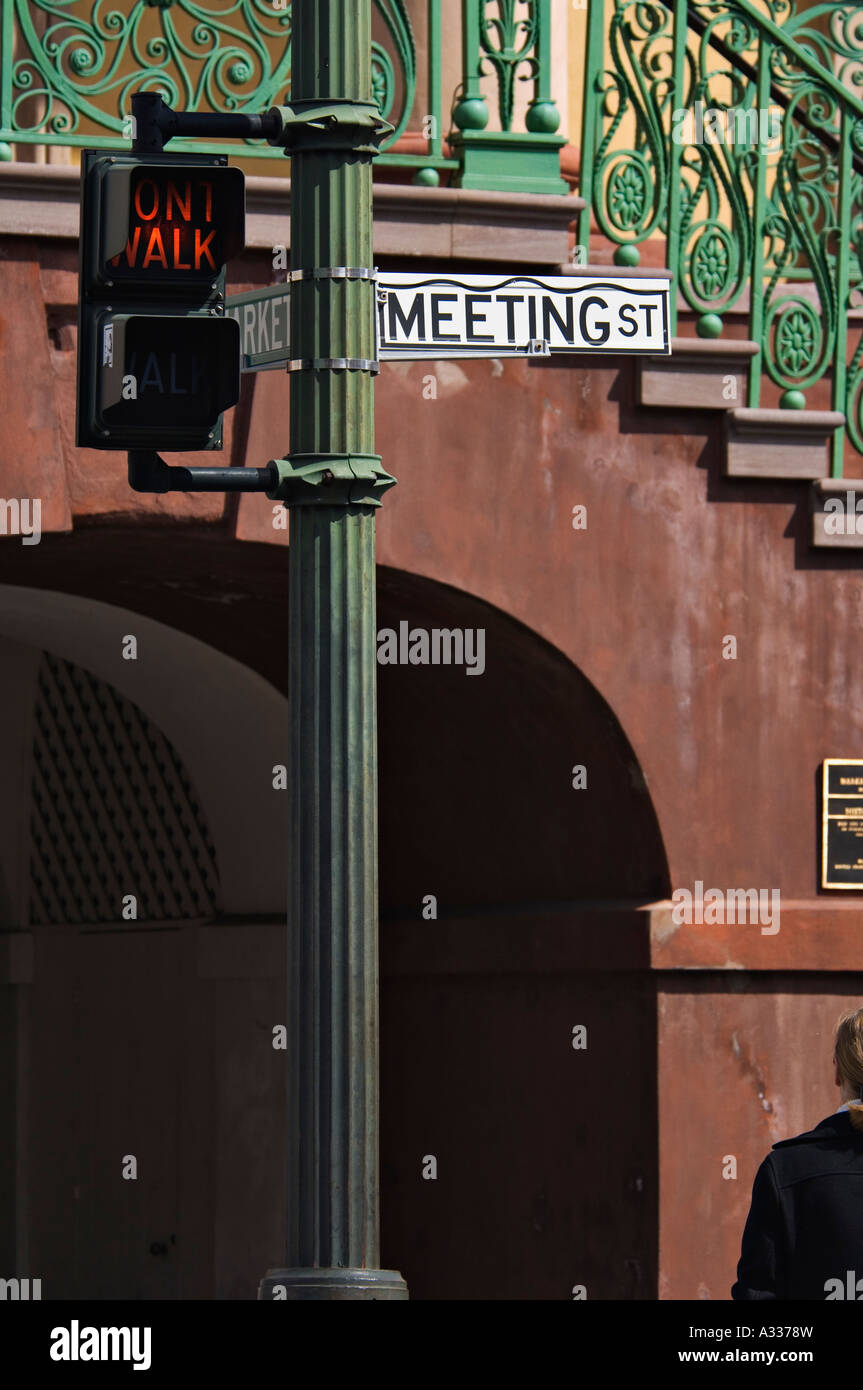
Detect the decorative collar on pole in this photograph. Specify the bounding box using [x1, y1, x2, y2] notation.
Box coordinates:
[265, 101, 393, 154]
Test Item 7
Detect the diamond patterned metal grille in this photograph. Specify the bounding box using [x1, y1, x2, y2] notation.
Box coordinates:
[30, 653, 220, 925]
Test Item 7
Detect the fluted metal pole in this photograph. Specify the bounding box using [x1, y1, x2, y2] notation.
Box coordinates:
[258, 0, 407, 1300]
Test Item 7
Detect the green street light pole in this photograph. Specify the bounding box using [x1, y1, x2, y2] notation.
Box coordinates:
[258, 0, 407, 1300]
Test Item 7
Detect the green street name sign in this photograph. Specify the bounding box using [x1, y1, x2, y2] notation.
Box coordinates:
[225, 284, 291, 371]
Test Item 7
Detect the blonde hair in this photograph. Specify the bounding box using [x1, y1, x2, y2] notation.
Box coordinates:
[834, 1006, 863, 1131]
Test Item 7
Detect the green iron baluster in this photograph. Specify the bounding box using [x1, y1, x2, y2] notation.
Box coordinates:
[665, 0, 688, 334]
[427, 0, 442, 158]
[747, 31, 770, 409]
[577, 0, 607, 262]
[526, 0, 560, 136]
[0, 0, 12, 158]
[453, 0, 488, 134]
[589, 1, 673, 264]
[413, 0, 442, 185]
[832, 106, 852, 477]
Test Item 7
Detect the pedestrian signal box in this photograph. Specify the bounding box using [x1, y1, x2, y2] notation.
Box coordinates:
[76, 151, 244, 451]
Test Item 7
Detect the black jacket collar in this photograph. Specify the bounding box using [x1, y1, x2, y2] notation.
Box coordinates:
[772, 1112, 859, 1148]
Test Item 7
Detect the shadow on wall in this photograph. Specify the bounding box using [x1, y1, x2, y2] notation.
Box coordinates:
[376, 567, 669, 1300]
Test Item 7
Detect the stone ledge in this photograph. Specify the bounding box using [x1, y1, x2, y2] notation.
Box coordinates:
[0, 161, 580, 265]
[371, 182, 580, 264]
[810, 478, 863, 548]
[725, 407, 845, 479]
[376, 898, 863, 974]
[557, 262, 670, 279]
[639, 337, 759, 410]
[650, 899, 863, 971]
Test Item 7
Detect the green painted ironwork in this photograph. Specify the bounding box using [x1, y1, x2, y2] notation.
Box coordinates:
[451, 0, 565, 192]
[372, 0, 415, 146]
[1, 0, 292, 151]
[481, 0, 540, 132]
[578, 0, 863, 472]
[0, 1, 564, 188]
[0, 0, 431, 165]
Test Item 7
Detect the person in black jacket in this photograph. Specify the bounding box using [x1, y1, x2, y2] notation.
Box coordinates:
[732, 1005, 863, 1300]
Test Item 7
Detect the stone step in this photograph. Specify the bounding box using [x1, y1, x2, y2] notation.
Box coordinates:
[810, 479, 863, 547]
[724, 408, 845, 480]
[638, 337, 759, 410]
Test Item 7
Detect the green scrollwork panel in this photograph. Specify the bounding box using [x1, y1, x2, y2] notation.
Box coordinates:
[5, 0, 292, 148]
[847, 335, 863, 457]
[371, 0, 416, 148]
[0, 0, 415, 156]
[675, 7, 758, 318]
[585, 0, 863, 463]
[758, 49, 855, 402]
[590, 1, 677, 250]
[842, 120, 863, 456]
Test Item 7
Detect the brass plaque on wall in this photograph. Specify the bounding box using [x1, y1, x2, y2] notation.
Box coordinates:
[822, 760, 863, 889]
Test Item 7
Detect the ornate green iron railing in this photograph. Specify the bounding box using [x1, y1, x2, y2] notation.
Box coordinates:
[0, 0, 565, 192]
[578, 0, 863, 474]
[0, 0, 294, 155]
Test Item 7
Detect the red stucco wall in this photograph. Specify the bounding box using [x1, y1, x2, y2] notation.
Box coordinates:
[2, 235, 862, 1298]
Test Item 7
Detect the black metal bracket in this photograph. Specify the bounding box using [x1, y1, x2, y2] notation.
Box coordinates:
[130, 92, 393, 158]
[130, 92, 280, 154]
[128, 451, 277, 494]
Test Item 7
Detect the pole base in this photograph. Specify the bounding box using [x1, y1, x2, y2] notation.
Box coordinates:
[258, 1268, 409, 1300]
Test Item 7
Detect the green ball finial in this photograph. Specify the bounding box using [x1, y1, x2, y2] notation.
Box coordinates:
[525, 101, 560, 134]
[452, 97, 489, 131]
[613, 244, 640, 268]
[780, 389, 806, 410]
[0, 142, 13, 162]
[696, 313, 723, 339]
[413, 167, 440, 187]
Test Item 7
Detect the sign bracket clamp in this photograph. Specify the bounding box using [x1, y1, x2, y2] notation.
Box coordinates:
[128, 451, 277, 494]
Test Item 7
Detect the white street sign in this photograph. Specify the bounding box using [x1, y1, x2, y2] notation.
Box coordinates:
[225, 271, 671, 372]
[378, 272, 671, 359]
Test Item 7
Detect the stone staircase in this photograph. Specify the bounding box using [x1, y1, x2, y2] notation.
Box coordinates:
[612, 292, 858, 553]
[562, 257, 861, 549]
[639, 336, 857, 550]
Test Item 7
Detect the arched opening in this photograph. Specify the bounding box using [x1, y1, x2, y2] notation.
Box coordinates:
[376, 568, 669, 1299]
[0, 535, 668, 1298]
